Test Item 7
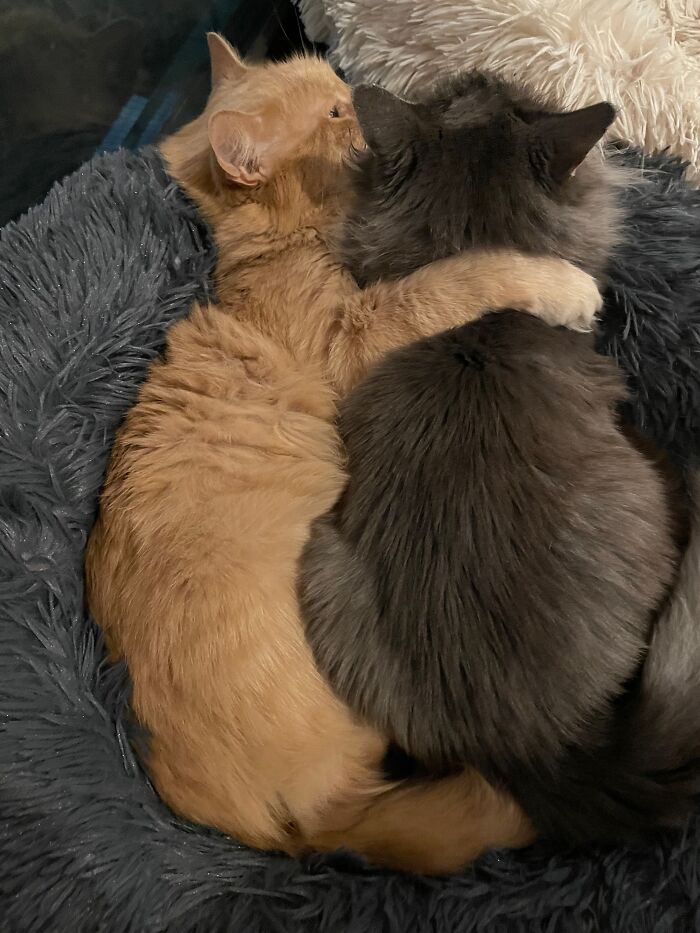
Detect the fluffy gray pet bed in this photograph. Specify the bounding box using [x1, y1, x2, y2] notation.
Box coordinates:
[1, 146, 699, 933]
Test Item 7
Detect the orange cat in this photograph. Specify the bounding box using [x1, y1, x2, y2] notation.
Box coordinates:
[85, 36, 602, 873]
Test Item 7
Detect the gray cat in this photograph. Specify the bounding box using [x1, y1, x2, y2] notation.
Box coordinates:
[299, 73, 700, 844]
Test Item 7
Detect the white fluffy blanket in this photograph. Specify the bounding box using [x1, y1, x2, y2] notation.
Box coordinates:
[298, 0, 700, 183]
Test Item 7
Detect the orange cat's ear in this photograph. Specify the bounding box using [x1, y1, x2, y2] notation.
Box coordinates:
[208, 109, 284, 186]
[207, 32, 247, 86]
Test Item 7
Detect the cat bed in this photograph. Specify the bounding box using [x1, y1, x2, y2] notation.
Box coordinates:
[1, 144, 700, 933]
[297, 0, 700, 185]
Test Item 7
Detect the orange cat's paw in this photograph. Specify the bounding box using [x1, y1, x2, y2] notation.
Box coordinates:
[528, 262, 603, 333]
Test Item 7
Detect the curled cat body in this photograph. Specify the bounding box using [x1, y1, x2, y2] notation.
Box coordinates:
[85, 37, 603, 872]
[300, 75, 699, 845]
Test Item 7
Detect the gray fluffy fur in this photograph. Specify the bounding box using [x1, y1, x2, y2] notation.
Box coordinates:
[299, 74, 700, 844]
[341, 74, 627, 287]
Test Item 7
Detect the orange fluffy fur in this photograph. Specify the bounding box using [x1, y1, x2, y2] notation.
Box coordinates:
[85, 36, 602, 873]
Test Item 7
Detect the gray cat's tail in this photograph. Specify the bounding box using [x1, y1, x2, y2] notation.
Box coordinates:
[514, 470, 700, 843]
[624, 468, 700, 783]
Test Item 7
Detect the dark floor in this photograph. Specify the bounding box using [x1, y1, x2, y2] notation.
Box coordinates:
[0, 0, 315, 226]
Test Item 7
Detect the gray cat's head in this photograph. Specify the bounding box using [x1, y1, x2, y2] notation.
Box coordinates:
[344, 72, 627, 285]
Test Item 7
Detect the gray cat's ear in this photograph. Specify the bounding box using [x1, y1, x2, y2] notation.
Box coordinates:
[534, 102, 616, 183]
[353, 85, 420, 151]
[207, 32, 247, 87]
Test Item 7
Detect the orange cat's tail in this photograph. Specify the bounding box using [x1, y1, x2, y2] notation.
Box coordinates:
[307, 767, 534, 875]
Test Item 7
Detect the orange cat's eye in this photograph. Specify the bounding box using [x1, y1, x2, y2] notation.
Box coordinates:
[329, 105, 341, 118]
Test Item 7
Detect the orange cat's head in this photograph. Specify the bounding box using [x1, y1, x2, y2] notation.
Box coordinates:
[163, 34, 361, 226]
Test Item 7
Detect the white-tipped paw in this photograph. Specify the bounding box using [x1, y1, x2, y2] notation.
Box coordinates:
[528, 262, 603, 333]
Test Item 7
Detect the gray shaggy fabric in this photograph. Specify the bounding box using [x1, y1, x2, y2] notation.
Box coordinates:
[1, 145, 700, 933]
[598, 147, 700, 466]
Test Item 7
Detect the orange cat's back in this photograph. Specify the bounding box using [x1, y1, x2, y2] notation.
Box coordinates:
[86, 302, 388, 850]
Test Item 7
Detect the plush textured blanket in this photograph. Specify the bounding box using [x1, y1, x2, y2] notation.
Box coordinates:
[0, 145, 699, 932]
[297, 0, 700, 184]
